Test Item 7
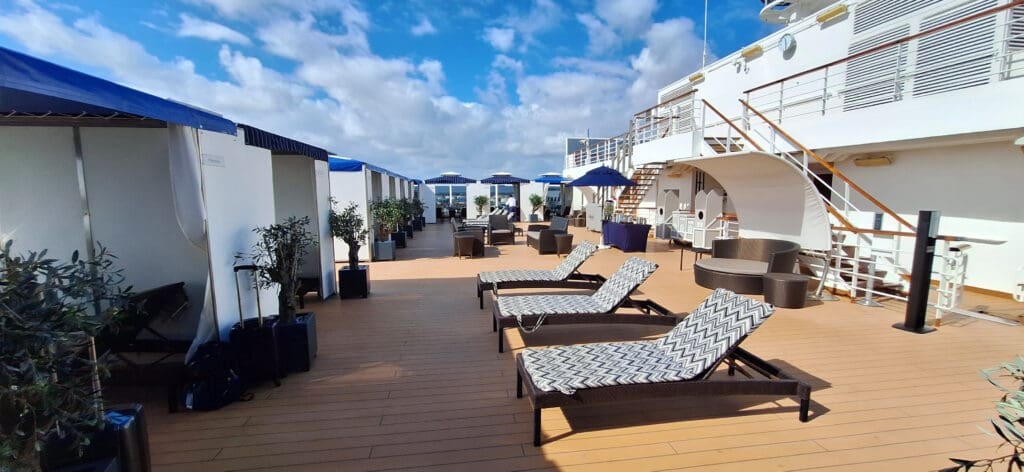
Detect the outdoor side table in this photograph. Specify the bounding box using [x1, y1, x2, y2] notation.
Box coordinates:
[455, 234, 477, 258]
[763, 273, 810, 309]
[554, 233, 574, 257]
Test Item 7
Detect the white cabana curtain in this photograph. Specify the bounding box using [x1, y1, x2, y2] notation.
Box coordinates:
[169, 125, 215, 361]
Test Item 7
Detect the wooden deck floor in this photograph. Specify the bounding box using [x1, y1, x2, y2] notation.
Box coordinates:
[136, 222, 1024, 471]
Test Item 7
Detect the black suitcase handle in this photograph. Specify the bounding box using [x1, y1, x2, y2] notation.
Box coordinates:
[233, 264, 258, 272]
[232, 263, 263, 325]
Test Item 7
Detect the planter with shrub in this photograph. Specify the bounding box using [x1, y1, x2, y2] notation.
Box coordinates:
[330, 199, 370, 298]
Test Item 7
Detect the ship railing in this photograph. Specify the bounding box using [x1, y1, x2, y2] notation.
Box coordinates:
[744, 1, 1024, 125]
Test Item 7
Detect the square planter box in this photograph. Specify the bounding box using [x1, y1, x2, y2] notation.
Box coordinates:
[338, 265, 370, 298]
[276, 312, 317, 373]
[412, 219, 423, 231]
[374, 240, 395, 261]
[42, 404, 150, 472]
[404, 224, 414, 238]
[391, 231, 407, 248]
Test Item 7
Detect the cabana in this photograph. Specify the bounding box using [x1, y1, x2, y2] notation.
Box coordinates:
[328, 156, 415, 261]
[424, 172, 477, 220]
[0, 47, 281, 361]
[535, 173, 572, 220]
[480, 173, 532, 222]
[239, 125, 335, 300]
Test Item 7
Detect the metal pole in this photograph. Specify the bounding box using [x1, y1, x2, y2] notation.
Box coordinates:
[894, 210, 940, 333]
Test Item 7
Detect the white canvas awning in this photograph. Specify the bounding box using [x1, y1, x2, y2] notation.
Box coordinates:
[674, 151, 832, 251]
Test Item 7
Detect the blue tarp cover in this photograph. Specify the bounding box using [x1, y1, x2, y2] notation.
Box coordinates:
[480, 174, 530, 184]
[239, 124, 328, 161]
[0, 47, 236, 134]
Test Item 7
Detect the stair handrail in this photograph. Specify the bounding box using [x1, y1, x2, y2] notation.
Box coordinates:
[739, 99, 917, 232]
[701, 99, 764, 152]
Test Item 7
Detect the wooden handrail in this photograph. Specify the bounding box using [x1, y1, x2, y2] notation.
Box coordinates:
[700, 100, 765, 152]
[633, 89, 696, 118]
[740, 99, 917, 231]
[744, 0, 1024, 94]
[833, 226, 1006, 245]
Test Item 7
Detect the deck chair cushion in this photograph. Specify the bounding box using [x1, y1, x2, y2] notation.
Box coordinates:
[479, 241, 598, 284]
[497, 294, 604, 317]
[589, 257, 658, 312]
[655, 288, 775, 375]
[520, 289, 774, 395]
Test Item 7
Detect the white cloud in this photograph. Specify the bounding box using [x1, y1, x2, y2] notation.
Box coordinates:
[483, 27, 514, 52]
[596, 0, 657, 38]
[0, 0, 707, 179]
[576, 13, 617, 55]
[177, 13, 251, 45]
[410, 17, 436, 36]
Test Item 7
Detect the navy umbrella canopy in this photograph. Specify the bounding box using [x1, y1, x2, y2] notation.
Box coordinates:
[480, 173, 530, 184]
[567, 166, 635, 187]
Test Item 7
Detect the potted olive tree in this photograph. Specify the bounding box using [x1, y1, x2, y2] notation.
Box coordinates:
[474, 195, 490, 218]
[1, 241, 150, 472]
[528, 194, 544, 222]
[329, 199, 370, 298]
[399, 198, 415, 239]
[370, 199, 402, 258]
[250, 216, 318, 373]
[411, 197, 426, 230]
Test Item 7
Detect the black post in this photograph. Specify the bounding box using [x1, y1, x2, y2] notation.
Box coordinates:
[894, 210, 940, 334]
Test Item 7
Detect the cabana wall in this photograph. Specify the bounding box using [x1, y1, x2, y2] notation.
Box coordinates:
[271, 155, 335, 299]
[420, 184, 437, 224]
[0, 126, 209, 339]
[198, 129, 278, 338]
[329, 165, 372, 262]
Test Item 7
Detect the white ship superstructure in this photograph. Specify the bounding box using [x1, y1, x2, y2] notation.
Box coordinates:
[564, 0, 1024, 319]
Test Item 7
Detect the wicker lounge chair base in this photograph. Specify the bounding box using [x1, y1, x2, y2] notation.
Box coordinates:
[514, 289, 811, 446]
[493, 298, 678, 352]
[516, 347, 811, 446]
[477, 272, 605, 309]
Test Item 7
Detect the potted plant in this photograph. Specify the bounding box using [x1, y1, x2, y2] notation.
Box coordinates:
[370, 199, 402, 257]
[474, 195, 490, 218]
[399, 198, 415, 239]
[249, 216, 318, 374]
[329, 199, 370, 298]
[0, 241, 150, 471]
[528, 194, 544, 222]
[943, 357, 1024, 471]
[411, 197, 425, 230]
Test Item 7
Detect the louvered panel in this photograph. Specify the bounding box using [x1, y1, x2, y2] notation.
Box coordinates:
[660, 84, 693, 104]
[844, 25, 911, 111]
[1010, 5, 1024, 50]
[854, 0, 943, 35]
[913, 0, 998, 97]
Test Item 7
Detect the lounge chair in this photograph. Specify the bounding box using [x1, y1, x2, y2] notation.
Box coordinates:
[492, 256, 677, 352]
[515, 288, 811, 446]
[476, 241, 603, 309]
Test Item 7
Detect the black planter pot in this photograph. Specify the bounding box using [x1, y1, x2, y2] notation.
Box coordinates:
[404, 224, 414, 238]
[338, 265, 369, 298]
[41, 404, 150, 472]
[417, 216, 426, 227]
[275, 312, 317, 373]
[412, 219, 423, 231]
[391, 231, 407, 248]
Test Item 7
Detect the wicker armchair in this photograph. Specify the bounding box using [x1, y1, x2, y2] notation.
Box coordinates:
[488, 214, 515, 245]
[526, 216, 569, 254]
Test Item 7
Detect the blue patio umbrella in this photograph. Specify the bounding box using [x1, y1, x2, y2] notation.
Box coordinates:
[567, 166, 635, 187]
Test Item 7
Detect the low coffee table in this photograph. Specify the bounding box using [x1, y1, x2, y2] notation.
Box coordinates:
[554, 233, 574, 257]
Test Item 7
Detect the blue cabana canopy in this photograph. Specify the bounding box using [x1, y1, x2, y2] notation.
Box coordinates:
[534, 174, 569, 184]
[424, 174, 477, 184]
[480, 173, 530, 184]
[567, 166, 635, 187]
[0, 47, 236, 134]
[239, 124, 329, 161]
[328, 157, 413, 181]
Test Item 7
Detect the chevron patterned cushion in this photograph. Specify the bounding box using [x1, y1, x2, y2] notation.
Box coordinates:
[590, 257, 658, 312]
[520, 289, 774, 395]
[655, 288, 774, 376]
[479, 241, 597, 284]
[496, 294, 604, 318]
[520, 341, 692, 395]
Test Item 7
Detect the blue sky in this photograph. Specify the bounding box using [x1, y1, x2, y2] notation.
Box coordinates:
[0, 0, 774, 178]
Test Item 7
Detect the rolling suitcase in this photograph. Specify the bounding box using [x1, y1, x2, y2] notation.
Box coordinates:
[229, 264, 282, 387]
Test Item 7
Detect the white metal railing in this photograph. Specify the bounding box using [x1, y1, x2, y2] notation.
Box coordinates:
[745, 4, 1024, 124]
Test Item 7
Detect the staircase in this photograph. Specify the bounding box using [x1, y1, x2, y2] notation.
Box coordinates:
[616, 163, 663, 219]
